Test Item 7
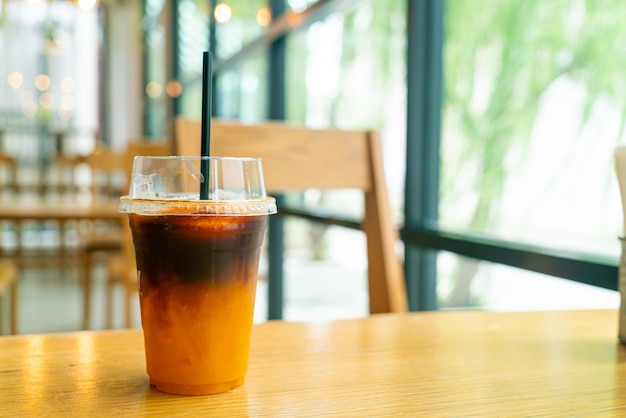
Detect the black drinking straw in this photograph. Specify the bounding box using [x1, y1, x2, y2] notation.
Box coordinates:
[200, 51, 212, 200]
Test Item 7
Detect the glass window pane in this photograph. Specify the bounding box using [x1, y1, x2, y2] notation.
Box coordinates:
[281, 0, 407, 320]
[285, 0, 407, 221]
[0, 2, 99, 155]
[437, 252, 619, 310]
[214, 0, 268, 60]
[286, 0, 319, 13]
[283, 222, 369, 321]
[440, 1, 626, 308]
[179, 0, 268, 122]
[441, 1, 625, 257]
[213, 54, 268, 121]
[178, 0, 209, 119]
[144, 11, 168, 137]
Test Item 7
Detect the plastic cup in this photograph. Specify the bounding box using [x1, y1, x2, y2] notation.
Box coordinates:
[119, 156, 276, 396]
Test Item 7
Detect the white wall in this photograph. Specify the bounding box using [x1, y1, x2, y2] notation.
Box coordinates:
[106, 1, 144, 151]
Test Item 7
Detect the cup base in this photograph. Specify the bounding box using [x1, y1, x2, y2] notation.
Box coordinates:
[150, 376, 245, 396]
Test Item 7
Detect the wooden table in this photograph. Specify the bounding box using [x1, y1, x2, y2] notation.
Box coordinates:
[0, 202, 123, 222]
[1, 310, 625, 416]
[0, 202, 125, 331]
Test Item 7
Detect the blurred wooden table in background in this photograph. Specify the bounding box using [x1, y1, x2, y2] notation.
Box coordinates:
[0, 202, 124, 330]
[0, 202, 122, 222]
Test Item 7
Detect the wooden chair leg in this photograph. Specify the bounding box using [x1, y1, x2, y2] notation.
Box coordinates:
[82, 252, 92, 330]
[9, 278, 17, 335]
[124, 270, 138, 328]
[105, 280, 114, 329]
[124, 291, 132, 329]
[0, 261, 18, 335]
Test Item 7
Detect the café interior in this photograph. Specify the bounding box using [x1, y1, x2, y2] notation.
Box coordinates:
[3, 0, 626, 415]
[0, 0, 622, 333]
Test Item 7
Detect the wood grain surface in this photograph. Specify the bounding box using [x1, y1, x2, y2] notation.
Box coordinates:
[0, 310, 624, 417]
[0, 202, 123, 221]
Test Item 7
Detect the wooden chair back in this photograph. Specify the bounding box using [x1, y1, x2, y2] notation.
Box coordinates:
[105, 140, 170, 328]
[124, 140, 173, 179]
[85, 149, 127, 205]
[80, 140, 170, 329]
[120, 140, 171, 269]
[174, 116, 407, 314]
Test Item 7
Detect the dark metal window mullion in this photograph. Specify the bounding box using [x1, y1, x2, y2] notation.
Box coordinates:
[404, 0, 445, 311]
[267, 0, 287, 320]
[209, 0, 218, 116]
[403, 228, 618, 290]
[169, 0, 181, 117]
[141, 0, 148, 136]
[98, 4, 110, 145]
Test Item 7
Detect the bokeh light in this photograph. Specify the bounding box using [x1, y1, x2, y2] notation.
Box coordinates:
[215, 4, 232, 23]
[165, 80, 183, 98]
[8, 72, 23, 89]
[146, 81, 163, 98]
[39, 92, 54, 108]
[35, 74, 50, 91]
[256, 8, 271, 26]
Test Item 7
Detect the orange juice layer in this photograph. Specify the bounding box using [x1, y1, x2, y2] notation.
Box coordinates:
[140, 276, 257, 395]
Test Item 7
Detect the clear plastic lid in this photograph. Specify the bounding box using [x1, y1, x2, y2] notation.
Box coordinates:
[118, 156, 277, 216]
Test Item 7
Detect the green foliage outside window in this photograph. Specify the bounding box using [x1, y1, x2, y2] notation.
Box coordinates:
[441, 0, 626, 307]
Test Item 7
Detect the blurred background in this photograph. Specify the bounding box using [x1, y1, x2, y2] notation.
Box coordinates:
[0, 0, 624, 333]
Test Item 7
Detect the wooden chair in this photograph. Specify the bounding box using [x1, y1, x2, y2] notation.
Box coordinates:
[0, 260, 18, 335]
[80, 140, 170, 329]
[79, 146, 127, 329]
[91, 140, 170, 329]
[174, 117, 407, 314]
[0, 152, 18, 199]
